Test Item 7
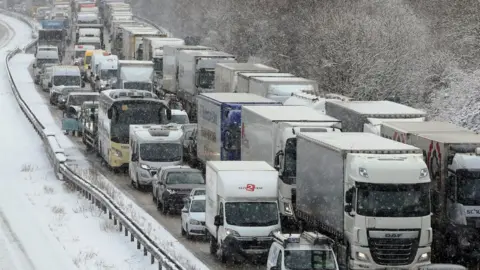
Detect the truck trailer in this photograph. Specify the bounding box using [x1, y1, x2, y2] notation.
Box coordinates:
[214, 63, 279, 93]
[241, 105, 341, 224]
[380, 121, 480, 266]
[196, 93, 281, 168]
[296, 132, 432, 269]
[325, 100, 426, 134]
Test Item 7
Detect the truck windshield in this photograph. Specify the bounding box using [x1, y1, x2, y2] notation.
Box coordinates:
[190, 200, 206, 213]
[166, 171, 205, 184]
[140, 143, 182, 162]
[100, 69, 117, 80]
[53, 75, 81, 86]
[123, 82, 152, 91]
[37, 59, 59, 68]
[457, 175, 480, 205]
[284, 250, 337, 270]
[284, 138, 297, 179]
[356, 183, 430, 217]
[225, 202, 278, 227]
[110, 102, 166, 144]
[198, 70, 214, 89]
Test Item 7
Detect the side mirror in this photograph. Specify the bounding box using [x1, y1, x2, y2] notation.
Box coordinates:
[273, 150, 284, 170]
[48, 82, 52, 88]
[214, 215, 223, 226]
[33, 64, 36, 68]
[345, 188, 353, 203]
[131, 153, 138, 161]
[107, 108, 112, 119]
[344, 204, 353, 213]
[89, 113, 95, 121]
[166, 109, 172, 121]
[81, 81, 85, 88]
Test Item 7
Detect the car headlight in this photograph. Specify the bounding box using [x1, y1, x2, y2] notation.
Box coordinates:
[355, 252, 369, 262]
[140, 164, 150, 170]
[166, 188, 176, 194]
[189, 219, 201, 225]
[112, 148, 122, 157]
[418, 252, 430, 262]
[225, 228, 240, 237]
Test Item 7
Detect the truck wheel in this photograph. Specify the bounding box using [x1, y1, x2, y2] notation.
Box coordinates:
[185, 225, 192, 239]
[209, 234, 217, 255]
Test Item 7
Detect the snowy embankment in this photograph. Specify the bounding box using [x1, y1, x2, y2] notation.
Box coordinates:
[5, 14, 209, 270]
[0, 15, 161, 270]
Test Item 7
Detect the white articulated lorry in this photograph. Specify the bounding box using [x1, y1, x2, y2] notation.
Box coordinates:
[205, 161, 281, 262]
[283, 92, 352, 114]
[295, 132, 432, 270]
[380, 121, 480, 266]
[122, 27, 165, 60]
[162, 45, 213, 95]
[236, 76, 320, 102]
[177, 50, 236, 120]
[214, 63, 279, 93]
[325, 100, 426, 134]
[236, 72, 295, 93]
[241, 105, 342, 226]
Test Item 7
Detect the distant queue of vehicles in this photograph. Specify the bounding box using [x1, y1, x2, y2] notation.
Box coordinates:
[26, 0, 477, 269]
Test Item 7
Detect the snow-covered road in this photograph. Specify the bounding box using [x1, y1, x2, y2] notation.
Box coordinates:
[0, 13, 158, 270]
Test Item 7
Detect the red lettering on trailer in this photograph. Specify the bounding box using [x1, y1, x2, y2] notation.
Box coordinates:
[246, 184, 255, 192]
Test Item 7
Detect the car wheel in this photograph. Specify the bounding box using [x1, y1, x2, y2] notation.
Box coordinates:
[181, 222, 186, 236]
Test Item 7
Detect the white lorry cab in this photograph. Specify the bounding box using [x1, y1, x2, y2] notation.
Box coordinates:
[33, 45, 60, 84]
[206, 161, 281, 262]
[267, 232, 339, 270]
[73, 44, 95, 66]
[77, 36, 102, 49]
[91, 54, 118, 91]
[129, 124, 184, 189]
[78, 28, 101, 39]
[49, 65, 84, 104]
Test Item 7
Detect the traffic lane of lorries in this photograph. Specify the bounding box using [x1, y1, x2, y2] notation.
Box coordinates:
[27, 64, 261, 270]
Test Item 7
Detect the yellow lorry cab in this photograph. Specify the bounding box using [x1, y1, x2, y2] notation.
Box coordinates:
[84, 49, 109, 72]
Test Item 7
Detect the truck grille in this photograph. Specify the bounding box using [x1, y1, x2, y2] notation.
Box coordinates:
[368, 237, 418, 265]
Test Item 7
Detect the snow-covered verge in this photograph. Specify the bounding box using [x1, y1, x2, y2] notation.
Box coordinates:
[5, 15, 209, 270]
[0, 14, 160, 270]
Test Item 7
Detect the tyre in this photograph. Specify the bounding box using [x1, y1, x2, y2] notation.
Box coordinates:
[185, 225, 191, 239]
[209, 234, 217, 255]
[161, 200, 168, 214]
[181, 222, 186, 236]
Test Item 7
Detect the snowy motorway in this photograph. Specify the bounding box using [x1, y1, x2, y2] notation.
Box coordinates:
[0, 13, 170, 270]
[3, 11, 261, 270]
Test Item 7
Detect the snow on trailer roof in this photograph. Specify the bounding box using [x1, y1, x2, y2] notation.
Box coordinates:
[165, 45, 212, 50]
[69, 92, 99, 96]
[242, 105, 339, 122]
[417, 131, 480, 144]
[208, 161, 276, 172]
[328, 100, 426, 116]
[118, 60, 153, 65]
[250, 76, 315, 83]
[132, 124, 183, 142]
[382, 121, 470, 133]
[239, 72, 294, 78]
[298, 132, 422, 153]
[181, 50, 234, 57]
[216, 62, 277, 71]
[200, 93, 278, 103]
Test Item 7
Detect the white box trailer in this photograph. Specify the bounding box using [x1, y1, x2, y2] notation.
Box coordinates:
[122, 28, 164, 60]
[214, 63, 279, 93]
[162, 45, 213, 94]
[296, 132, 432, 269]
[237, 76, 319, 102]
[325, 100, 426, 134]
[241, 105, 341, 221]
[142, 37, 185, 61]
[236, 72, 295, 94]
[205, 161, 281, 261]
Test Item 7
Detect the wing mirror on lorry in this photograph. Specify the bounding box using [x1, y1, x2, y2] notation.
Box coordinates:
[48, 82, 52, 88]
[81, 81, 85, 88]
[89, 113, 95, 122]
[214, 215, 223, 226]
[107, 108, 112, 119]
[344, 204, 353, 213]
[131, 153, 138, 162]
[274, 150, 284, 170]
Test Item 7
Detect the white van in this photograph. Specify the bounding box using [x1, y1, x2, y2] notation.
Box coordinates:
[33, 45, 60, 84]
[73, 44, 95, 67]
[91, 54, 118, 91]
[49, 65, 84, 104]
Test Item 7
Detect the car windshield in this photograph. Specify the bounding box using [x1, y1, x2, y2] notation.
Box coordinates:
[170, 114, 189, 124]
[53, 75, 81, 86]
[356, 183, 430, 217]
[166, 171, 205, 185]
[225, 202, 278, 227]
[284, 250, 337, 270]
[139, 143, 182, 162]
[37, 59, 59, 68]
[100, 69, 117, 80]
[68, 95, 97, 106]
[190, 200, 205, 213]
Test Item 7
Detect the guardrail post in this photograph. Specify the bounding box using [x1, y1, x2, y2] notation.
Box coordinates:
[119, 222, 123, 232]
[137, 239, 141, 249]
[114, 217, 117, 225]
[125, 228, 128, 236]
[151, 254, 154, 264]
[131, 234, 134, 242]
[144, 246, 147, 256]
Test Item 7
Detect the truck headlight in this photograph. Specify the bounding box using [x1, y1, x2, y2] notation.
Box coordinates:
[355, 252, 369, 262]
[140, 164, 150, 170]
[283, 202, 293, 215]
[418, 252, 430, 262]
[225, 228, 240, 237]
[112, 148, 122, 157]
[420, 168, 428, 178]
[189, 219, 201, 225]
